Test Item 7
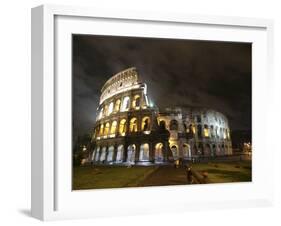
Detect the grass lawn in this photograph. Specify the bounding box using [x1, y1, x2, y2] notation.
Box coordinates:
[73, 165, 158, 190]
[191, 160, 252, 183]
[73, 160, 252, 190]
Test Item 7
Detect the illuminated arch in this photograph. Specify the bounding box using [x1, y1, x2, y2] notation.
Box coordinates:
[103, 105, 108, 117]
[204, 124, 209, 137]
[129, 117, 138, 132]
[183, 143, 191, 158]
[107, 102, 114, 115]
[227, 129, 230, 139]
[116, 145, 124, 162]
[107, 146, 114, 162]
[139, 143, 150, 161]
[190, 124, 196, 135]
[170, 145, 178, 159]
[114, 99, 121, 112]
[110, 120, 117, 134]
[127, 144, 136, 163]
[98, 108, 103, 119]
[121, 96, 130, 112]
[104, 122, 110, 135]
[223, 128, 227, 139]
[132, 95, 141, 109]
[141, 117, 150, 131]
[95, 147, 100, 162]
[92, 146, 100, 161]
[119, 119, 126, 135]
[155, 143, 164, 162]
[100, 147, 107, 162]
[99, 124, 104, 136]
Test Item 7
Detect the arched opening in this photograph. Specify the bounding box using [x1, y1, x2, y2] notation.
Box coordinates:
[95, 147, 100, 162]
[119, 119, 126, 136]
[129, 117, 138, 132]
[170, 145, 178, 159]
[205, 144, 211, 156]
[227, 129, 230, 139]
[159, 120, 166, 130]
[141, 117, 150, 131]
[169, 120, 178, 130]
[127, 144, 136, 163]
[121, 96, 130, 112]
[92, 146, 100, 161]
[155, 143, 164, 162]
[116, 145, 124, 162]
[114, 99, 121, 112]
[107, 102, 114, 115]
[110, 121, 117, 134]
[104, 122, 110, 136]
[190, 124, 196, 135]
[103, 105, 108, 117]
[98, 108, 103, 119]
[223, 128, 227, 139]
[99, 124, 104, 136]
[216, 126, 219, 138]
[198, 143, 203, 155]
[204, 124, 209, 137]
[183, 143, 191, 158]
[107, 146, 114, 162]
[139, 143, 150, 161]
[132, 95, 141, 109]
[100, 147, 107, 162]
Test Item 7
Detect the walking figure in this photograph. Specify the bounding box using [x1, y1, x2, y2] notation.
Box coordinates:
[185, 165, 193, 184]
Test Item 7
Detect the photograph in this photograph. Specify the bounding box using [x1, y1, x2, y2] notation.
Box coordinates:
[72, 34, 252, 190]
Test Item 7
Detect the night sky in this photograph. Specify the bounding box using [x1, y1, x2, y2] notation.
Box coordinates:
[72, 35, 252, 140]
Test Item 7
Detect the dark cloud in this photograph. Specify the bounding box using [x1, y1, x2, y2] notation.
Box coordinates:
[72, 35, 252, 139]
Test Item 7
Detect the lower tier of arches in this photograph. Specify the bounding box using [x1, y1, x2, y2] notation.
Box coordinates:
[90, 141, 232, 165]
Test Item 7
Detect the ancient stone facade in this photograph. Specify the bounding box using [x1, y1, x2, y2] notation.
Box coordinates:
[90, 67, 232, 165]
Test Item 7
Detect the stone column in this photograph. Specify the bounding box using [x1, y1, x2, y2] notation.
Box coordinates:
[135, 143, 140, 162]
[104, 146, 109, 163]
[112, 144, 118, 162]
[123, 143, 128, 162]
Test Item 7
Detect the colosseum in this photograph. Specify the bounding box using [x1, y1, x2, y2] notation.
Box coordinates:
[90, 67, 232, 165]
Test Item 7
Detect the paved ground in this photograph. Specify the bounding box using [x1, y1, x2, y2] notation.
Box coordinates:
[139, 165, 194, 187]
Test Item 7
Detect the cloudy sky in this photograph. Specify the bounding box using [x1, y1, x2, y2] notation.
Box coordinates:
[72, 35, 252, 139]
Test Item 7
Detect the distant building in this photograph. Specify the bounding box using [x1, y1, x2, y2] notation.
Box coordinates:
[90, 67, 232, 165]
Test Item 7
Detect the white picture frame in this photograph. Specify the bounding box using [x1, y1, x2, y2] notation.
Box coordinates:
[31, 4, 274, 221]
